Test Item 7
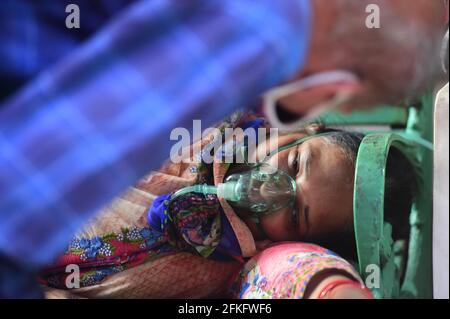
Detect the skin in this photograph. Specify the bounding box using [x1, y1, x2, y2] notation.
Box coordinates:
[276, 0, 446, 117]
[233, 131, 355, 243]
[305, 272, 372, 299]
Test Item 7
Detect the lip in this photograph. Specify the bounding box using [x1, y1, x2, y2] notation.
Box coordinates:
[274, 203, 299, 238]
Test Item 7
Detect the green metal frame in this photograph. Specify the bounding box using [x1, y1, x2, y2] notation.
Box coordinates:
[315, 105, 408, 126]
[353, 132, 432, 299]
[316, 94, 434, 299]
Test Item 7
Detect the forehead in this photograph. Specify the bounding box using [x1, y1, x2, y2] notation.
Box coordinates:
[299, 137, 355, 221]
[302, 136, 354, 185]
[265, 132, 355, 172]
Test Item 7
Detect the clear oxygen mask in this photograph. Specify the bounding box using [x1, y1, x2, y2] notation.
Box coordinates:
[217, 163, 296, 215]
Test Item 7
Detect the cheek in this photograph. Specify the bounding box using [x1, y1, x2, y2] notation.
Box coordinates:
[259, 209, 297, 241]
[309, 209, 351, 238]
[303, 190, 353, 238]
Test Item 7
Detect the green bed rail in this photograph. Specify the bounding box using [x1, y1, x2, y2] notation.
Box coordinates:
[315, 93, 434, 299]
[315, 106, 408, 126]
[353, 132, 433, 299]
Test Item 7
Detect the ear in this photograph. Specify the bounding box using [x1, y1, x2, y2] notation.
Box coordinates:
[276, 80, 363, 119]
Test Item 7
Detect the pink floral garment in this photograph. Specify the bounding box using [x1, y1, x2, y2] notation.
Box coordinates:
[230, 242, 364, 299]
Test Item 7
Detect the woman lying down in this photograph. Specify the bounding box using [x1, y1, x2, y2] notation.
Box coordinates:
[40, 112, 414, 299]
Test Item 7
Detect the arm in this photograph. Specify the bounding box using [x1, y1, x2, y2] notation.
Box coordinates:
[233, 242, 372, 299]
[305, 271, 373, 299]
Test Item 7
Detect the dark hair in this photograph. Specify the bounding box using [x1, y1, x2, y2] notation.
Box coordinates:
[321, 129, 365, 166]
[314, 129, 415, 263]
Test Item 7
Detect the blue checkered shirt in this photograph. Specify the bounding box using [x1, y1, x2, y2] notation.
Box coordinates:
[0, 0, 311, 297]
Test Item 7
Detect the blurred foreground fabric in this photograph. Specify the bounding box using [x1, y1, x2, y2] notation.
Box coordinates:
[0, 0, 311, 297]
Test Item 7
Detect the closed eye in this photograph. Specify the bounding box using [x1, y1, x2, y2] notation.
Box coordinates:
[290, 149, 301, 174]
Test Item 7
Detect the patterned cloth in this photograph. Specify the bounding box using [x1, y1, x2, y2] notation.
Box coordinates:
[230, 242, 363, 299]
[148, 193, 242, 260]
[0, 1, 312, 293]
[39, 193, 240, 289]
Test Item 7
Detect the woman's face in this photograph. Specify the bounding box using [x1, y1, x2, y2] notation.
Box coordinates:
[244, 132, 355, 242]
